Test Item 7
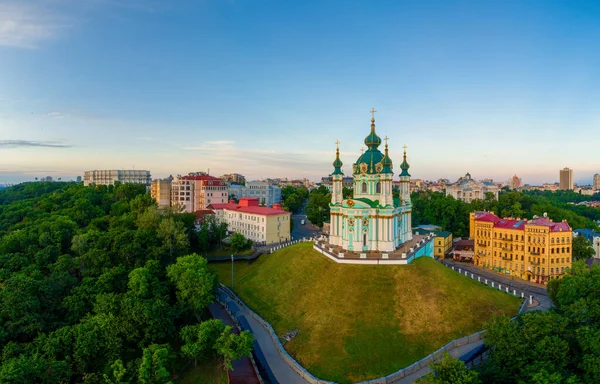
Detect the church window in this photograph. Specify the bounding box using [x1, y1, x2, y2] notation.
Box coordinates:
[376, 182, 381, 193]
[361, 182, 367, 193]
[363, 233, 367, 246]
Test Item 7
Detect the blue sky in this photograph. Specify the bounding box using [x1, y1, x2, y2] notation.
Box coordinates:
[1, 0, 599, 185]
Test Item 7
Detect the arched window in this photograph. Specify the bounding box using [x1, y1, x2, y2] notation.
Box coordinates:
[376, 182, 381, 193]
[363, 233, 367, 246]
[361, 182, 367, 193]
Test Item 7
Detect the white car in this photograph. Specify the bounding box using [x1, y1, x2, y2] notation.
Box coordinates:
[301, 220, 305, 225]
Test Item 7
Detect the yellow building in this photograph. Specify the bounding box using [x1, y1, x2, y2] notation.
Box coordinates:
[150, 179, 172, 208]
[470, 211, 572, 284]
[209, 198, 291, 245]
[434, 231, 453, 259]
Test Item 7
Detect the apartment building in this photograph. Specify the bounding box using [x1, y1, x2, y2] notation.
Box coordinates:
[83, 169, 151, 187]
[228, 181, 282, 207]
[470, 211, 573, 284]
[209, 197, 291, 244]
[150, 179, 172, 208]
[171, 175, 228, 213]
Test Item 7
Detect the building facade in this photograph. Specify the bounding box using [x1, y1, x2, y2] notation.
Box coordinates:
[559, 167, 574, 190]
[594, 173, 600, 191]
[328, 112, 412, 253]
[445, 173, 499, 203]
[171, 174, 228, 213]
[210, 198, 291, 244]
[434, 231, 453, 259]
[150, 179, 172, 208]
[470, 211, 573, 284]
[221, 173, 246, 185]
[83, 170, 151, 187]
[227, 181, 282, 207]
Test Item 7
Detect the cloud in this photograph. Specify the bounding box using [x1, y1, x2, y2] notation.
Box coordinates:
[0, 140, 73, 148]
[47, 111, 65, 119]
[0, 2, 69, 49]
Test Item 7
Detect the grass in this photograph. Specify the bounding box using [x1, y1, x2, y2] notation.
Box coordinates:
[210, 242, 522, 383]
[176, 356, 227, 384]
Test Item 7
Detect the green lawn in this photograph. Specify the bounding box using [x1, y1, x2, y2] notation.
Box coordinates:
[210, 242, 522, 383]
[176, 356, 227, 384]
[204, 246, 254, 259]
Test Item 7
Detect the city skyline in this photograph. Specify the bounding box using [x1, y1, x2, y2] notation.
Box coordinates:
[2, 0, 600, 184]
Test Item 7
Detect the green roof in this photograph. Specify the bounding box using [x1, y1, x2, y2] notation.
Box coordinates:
[434, 231, 452, 238]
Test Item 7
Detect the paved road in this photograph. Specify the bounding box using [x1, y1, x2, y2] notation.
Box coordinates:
[291, 211, 320, 240]
[442, 260, 553, 312]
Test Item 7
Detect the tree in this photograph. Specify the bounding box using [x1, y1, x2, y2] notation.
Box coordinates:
[180, 319, 225, 367]
[166, 254, 215, 319]
[214, 326, 254, 370]
[138, 344, 172, 384]
[572, 235, 595, 262]
[157, 217, 189, 261]
[416, 353, 480, 384]
[230, 232, 251, 252]
[103, 359, 128, 384]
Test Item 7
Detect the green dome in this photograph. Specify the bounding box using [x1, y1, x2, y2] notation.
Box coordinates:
[381, 143, 393, 174]
[400, 148, 410, 177]
[364, 118, 382, 149]
[332, 146, 343, 175]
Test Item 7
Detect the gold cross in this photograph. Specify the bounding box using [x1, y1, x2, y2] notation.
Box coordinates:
[384, 136, 389, 145]
[360, 147, 364, 154]
[370, 108, 377, 119]
[403, 144, 408, 151]
[335, 140, 340, 148]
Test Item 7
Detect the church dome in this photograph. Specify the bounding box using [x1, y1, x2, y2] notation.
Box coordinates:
[381, 142, 393, 174]
[400, 147, 411, 177]
[353, 114, 390, 175]
[332, 144, 343, 175]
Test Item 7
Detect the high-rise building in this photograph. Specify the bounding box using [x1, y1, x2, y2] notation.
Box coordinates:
[470, 211, 572, 284]
[171, 175, 228, 213]
[559, 168, 574, 190]
[594, 173, 600, 191]
[511, 175, 522, 189]
[83, 170, 151, 187]
[150, 179, 172, 208]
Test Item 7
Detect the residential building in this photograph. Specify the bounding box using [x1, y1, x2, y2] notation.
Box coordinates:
[509, 175, 522, 189]
[559, 167, 574, 190]
[76, 176, 82, 183]
[319, 175, 353, 191]
[209, 197, 291, 244]
[573, 229, 600, 259]
[171, 174, 228, 213]
[227, 181, 282, 207]
[221, 173, 246, 185]
[452, 239, 474, 261]
[594, 173, 600, 191]
[470, 211, 573, 284]
[150, 179, 172, 208]
[434, 231, 453, 259]
[83, 170, 151, 187]
[445, 173, 499, 203]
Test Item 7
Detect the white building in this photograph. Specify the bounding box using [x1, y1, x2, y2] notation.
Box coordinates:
[84, 170, 151, 187]
[227, 181, 281, 207]
[328, 114, 412, 253]
[171, 174, 228, 213]
[594, 173, 600, 191]
[445, 173, 499, 203]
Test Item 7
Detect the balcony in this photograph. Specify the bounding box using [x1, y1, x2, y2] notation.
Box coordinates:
[530, 260, 540, 265]
[477, 242, 487, 248]
[530, 251, 540, 256]
[501, 255, 513, 261]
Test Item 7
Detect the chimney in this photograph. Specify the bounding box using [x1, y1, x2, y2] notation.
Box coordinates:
[272, 203, 282, 210]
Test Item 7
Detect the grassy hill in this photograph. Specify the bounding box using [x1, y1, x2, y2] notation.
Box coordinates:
[210, 243, 521, 383]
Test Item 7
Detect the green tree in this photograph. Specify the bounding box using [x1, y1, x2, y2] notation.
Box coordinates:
[166, 254, 215, 319]
[180, 319, 225, 367]
[138, 344, 172, 384]
[572, 235, 595, 262]
[416, 353, 480, 384]
[103, 359, 128, 384]
[157, 217, 189, 261]
[230, 232, 250, 252]
[214, 326, 254, 370]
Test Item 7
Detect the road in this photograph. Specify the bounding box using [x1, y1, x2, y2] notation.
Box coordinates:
[442, 259, 553, 312]
[290, 209, 320, 240]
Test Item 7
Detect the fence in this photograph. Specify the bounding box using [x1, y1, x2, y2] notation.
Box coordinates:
[268, 237, 313, 253]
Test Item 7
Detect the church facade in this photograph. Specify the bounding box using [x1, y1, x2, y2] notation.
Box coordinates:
[328, 111, 413, 253]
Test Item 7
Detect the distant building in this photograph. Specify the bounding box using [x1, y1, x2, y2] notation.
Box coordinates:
[559, 168, 574, 190]
[320, 175, 353, 191]
[227, 181, 281, 207]
[434, 231, 453, 260]
[83, 170, 151, 187]
[594, 173, 600, 191]
[445, 173, 499, 203]
[221, 173, 246, 185]
[171, 174, 228, 213]
[209, 197, 291, 245]
[76, 176, 82, 183]
[470, 211, 573, 284]
[150, 179, 172, 208]
[573, 229, 600, 259]
[510, 175, 522, 189]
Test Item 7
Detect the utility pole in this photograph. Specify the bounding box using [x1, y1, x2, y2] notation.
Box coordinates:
[231, 254, 234, 289]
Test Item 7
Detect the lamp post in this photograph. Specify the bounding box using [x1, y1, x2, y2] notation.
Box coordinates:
[231, 254, 234, 289]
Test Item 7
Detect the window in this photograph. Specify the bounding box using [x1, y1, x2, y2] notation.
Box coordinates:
[376, 182, 381, 193]
[362, 182, 367, 193]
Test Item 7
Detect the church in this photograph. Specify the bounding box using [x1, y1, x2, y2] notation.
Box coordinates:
[328, 110, 413, 253]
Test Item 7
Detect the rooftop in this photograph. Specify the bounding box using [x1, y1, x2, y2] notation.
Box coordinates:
[473, 211, 572, 232]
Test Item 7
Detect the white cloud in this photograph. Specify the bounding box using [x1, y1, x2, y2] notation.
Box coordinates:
[0, 2, 69, 49]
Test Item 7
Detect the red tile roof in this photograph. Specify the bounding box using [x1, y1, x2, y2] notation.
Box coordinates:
[194, 209, 215, 219]
[473, 211, 572, 232]
[208, 203, 290, 216]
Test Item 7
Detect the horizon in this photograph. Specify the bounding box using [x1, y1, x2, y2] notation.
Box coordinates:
[2, 1, 600, 185]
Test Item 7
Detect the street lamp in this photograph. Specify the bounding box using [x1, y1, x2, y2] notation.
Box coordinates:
[231, 254, 234, 289]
